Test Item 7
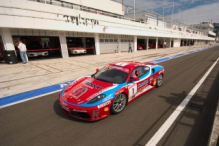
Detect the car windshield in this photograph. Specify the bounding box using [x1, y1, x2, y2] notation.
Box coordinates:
[93, 65, 130, 84]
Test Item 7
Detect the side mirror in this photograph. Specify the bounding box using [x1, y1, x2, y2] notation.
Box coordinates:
[96, 68, 99, 72]
[152, 68, 155, 74]
[130, 77, 139, 82]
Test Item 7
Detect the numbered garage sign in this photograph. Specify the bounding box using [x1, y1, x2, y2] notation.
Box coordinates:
[128, 83, 137, 101]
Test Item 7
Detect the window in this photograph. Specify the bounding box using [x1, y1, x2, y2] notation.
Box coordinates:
[109, 39, 113, 42]
[114, 39, 117, 42]
[105, 39, 108, 42]
[124, 40, 127, 42]
[63, 2, 72, 8]
[93, 65, 129, 83]
[131, 66, 149, 78]
[73, 4, 80, 10]
[121, 39, 124, 42]
[100, 39, 104, 42]
[51, 0, 62, 6]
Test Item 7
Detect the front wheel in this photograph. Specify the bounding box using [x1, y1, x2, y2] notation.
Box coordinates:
[156, 74, 163, 88]
[111, 93, 127, 114]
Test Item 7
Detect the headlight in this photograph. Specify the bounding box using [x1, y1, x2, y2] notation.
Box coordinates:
[87, 94, 106, 104]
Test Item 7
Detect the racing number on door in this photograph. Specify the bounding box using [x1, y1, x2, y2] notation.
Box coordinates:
[128, 83, 137, 100]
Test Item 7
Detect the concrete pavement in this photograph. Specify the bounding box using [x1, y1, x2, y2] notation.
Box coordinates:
[0, 44, 210, 98]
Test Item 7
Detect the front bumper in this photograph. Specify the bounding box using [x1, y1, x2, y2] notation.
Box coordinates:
[59, 94, 112, 121]
[70, 49, 87, 54]
[27, 51, 49, 57]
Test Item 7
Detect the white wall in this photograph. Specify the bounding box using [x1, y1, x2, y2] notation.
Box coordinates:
[64, 0, 124, 15]
[0, 28, 14, 51]
[0, 0, 214, 41]
[173, 39, 181, 47]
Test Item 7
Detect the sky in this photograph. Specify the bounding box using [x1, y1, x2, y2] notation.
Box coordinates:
[113, 0, 219, 25]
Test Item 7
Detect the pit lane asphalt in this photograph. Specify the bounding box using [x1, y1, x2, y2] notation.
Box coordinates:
[0, 46, 219, 146]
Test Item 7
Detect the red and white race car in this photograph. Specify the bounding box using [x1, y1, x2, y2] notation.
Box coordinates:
[59, 61, 164, 121]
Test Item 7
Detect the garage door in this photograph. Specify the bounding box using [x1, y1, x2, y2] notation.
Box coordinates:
[121, 39, 134, 52]
[99, 35, 118, 54]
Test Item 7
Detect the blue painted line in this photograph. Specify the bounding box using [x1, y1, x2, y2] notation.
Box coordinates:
[0, 45, 217, 108]
[0, 80, 74, 107]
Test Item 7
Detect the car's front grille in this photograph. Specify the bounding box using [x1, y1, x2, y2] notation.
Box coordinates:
[71, 112, 90, 119]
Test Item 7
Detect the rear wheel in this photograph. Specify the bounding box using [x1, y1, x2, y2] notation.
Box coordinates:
[111, 93, 127, 114]
[156, 74, 163, 87]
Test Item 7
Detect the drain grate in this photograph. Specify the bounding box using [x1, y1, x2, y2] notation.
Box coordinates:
[187, 102, 204, 112]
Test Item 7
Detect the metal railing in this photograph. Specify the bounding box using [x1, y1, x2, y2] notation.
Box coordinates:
[29, 0, 209, 37]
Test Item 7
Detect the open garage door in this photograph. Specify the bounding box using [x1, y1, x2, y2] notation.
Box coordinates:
[66, 32, 95, 56]
[12, 36, 61, 61]
[0, 36, 5, 63]
[148, 39, 156, 49]
[137, 39, 145, 50]
[99, 34, 118, 54]
[11, 29, 61, 61]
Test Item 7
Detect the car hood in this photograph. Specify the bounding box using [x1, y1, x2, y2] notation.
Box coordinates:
[62, 76, 113, 105]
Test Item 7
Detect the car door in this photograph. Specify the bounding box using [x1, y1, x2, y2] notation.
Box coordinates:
[127, 66, 150, 101]
[134, 66, 150, 93]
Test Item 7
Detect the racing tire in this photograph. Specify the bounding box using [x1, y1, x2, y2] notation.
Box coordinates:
[156, 74, 163, 88]
[111, 93, 127, 114]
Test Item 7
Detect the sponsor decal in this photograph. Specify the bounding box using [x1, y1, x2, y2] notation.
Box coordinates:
[97, 101, 111, 109]
[103, 94, 113, 102]
[92, 109, 99, 119]
[73, 109, 87, 113]
[153, 80, 156, 86]
[145, 85, 153, 91]
[108, 65, 129, 73]
[104, 107, 109, 112]
[61, 104, 69, 112]
[61, 101, 68, 106]
[77, 101, 84, 104]
[115, 62, 128, 66]
[138, 80, 148, 87]
[84, 80, 103, 90]
[63, 14, 99, 26]
[61, 77, 87, 89]
[128, 83, 136, 89]
[150, 78, 154, 83]
[70, 86, 88, 99]
[115, 89, 124, 96]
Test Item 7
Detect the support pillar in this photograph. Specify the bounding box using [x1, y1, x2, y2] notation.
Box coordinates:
[1, 28, 14, 51]
[117, 35, 121, 53]
[169, 38, 171, 48]
[134, 35, 137, 52]
[94, 33, 100, 55]
[146, 37, 148, 50]
[156, 37, 158, 49]
[59, 31, 69, 58]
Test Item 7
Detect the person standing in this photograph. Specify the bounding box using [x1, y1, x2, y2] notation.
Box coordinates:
[163, 41, 166, 49]
[17, 40, 28, 64]
[128, 42, 132, 53]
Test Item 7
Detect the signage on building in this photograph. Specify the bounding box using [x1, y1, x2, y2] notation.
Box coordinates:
[63, 14, 99, 26]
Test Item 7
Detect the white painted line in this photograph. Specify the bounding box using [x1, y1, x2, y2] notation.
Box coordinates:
[145, 57, 219, 146]
[0, 90, 62, 109]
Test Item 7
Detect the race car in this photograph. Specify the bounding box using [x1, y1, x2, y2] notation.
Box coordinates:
[59, 61, 164, 121]
[137, 44, 143, 50]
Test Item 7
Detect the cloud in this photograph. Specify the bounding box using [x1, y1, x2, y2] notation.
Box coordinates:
[114, 0, 219, 23]
[169, 2, 219, 24]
